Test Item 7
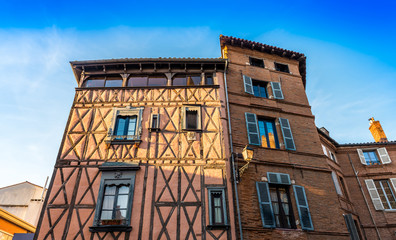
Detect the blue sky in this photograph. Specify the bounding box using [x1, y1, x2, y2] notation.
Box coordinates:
[0, 0, 395, 188]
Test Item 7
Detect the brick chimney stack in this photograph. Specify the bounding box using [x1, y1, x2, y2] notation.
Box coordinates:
[369, 117, 388, 142]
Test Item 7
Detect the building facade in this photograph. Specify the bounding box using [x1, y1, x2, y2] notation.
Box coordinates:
[35, 58, 236, 240]
[35, 36, 395, 240]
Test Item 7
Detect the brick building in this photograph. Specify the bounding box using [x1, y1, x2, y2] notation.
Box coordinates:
[35, 35, 394, 240]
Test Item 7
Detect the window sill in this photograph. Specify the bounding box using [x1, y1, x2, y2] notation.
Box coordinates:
[89, 225, 132, 232]
[206, 224, 230, 230]
[183, 129, 202, 132]
[105, 136, 142, 145]
[148, 128, 160, 132]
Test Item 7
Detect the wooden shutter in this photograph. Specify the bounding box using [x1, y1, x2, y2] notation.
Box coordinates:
[364, 179, 384, 210]
[279, 118, 296, 150]
[377, 147, 391, 164]
[356, 149, 367, 165]
[390, 179, 396, 197]
[322, 145, 328, 156]
[256, 182, 275, 228]
[270, 82, 284, 99]
[331, 172, 343, 195]
[267, 172, 291, 185]
[343, 214, 360, 240]
[293, 185, 314, 230]
[243, 75, 254, 95]
[245, 113, 260, 145]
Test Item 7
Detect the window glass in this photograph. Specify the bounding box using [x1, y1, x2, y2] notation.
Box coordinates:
[100, 184, 130, 222]
[148, 76, 167, 86]
[128, 76, 148, 87]
[269, 186, 294, 228]
[84, 79, 105, 87]
[105, 80, 123, 87]
[374, 180, 396, 209]
[208, 189, 226, 225]
[186, 110, 198, 129]
[187, 75, 201, 86]
[173, 75, 187, 86]
[114, 116, 137, 138]
[258, 119, 279, 149]
[252, 80, 268, 98]
[363, 151, 380, 165]
[205, 74, 214, 85]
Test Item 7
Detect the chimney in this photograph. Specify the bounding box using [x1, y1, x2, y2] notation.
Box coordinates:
[319, 127, 330, 137]
[369, 117, 388, 142]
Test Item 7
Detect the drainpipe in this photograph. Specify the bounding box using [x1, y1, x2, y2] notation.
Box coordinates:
[223, 60, 243, 240]
[347, 153, 381, 240]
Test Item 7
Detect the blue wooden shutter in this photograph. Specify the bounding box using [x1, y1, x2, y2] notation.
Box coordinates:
[245, 113, 260, 145]
[267, 172, 291, 185]
[270, 82, 284, 99]
[293, 185, 314, 230]
[115, 116, 126, 136]
[256, 182, 275, 228]
[343, 214, 360, 240]
[279, 118, 296, 150]
[243, 75, 254, 95]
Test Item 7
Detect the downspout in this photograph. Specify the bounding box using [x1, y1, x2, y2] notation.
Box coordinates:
[223, 60, 243, 240]
[347, 153, 381, 240]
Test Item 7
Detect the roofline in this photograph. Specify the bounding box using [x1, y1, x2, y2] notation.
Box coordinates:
[317, 128, 339, 146]
[219, 35, 307, 88]
[0, 208, 36, 233]
[0, 181, 44, 190]
[70, 57, 226, 66]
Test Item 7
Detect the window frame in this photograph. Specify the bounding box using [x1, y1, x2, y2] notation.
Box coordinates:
[182, 105, 202, 131]
[363, 150, 381, 165]
[374, 179, 396, 210]
[106, 107, 144, 145]
[252, 80, 268, 98]
[149, 113, 160, 131]
[257, 118, 280, 149]
[90, 162, 140, 233]
[269, 184, 296, 229]
[83, 76, 123, 88]
[207, 187, 228, 229]
[274, 62, 290, 73]
[249, 57, 265, 68]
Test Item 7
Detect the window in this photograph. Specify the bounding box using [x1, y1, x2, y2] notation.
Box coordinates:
[173, 74, 201, 86]
[114, 116, 137, 139]
[357, 148, 391, 165]
[205, 73, 214, 85]
[274, 63, 290, 73]
[127, 74, 167, 87]
[258, 119, 279, 149]
[363, 151, 380, 165]
[83, 76, 123, 87]
[252, 80, 268, 98]
[329, 152, 337, 162]
[269, 186, 295, 228]
[107, 107, 143, 144]
[207, 188, 227, 227]
[343, 214, 361, 240]
[365, 179, 396, 210]
[322, 145, 328, 156]
[245, 113, 295, 150]
[182, 106, 201, 130]
[249, 57, 264, 68]
[375, 180, 396, 210]
[243, 75, 284, 99]
[256, 177, 313, 230]
[90, 162, 139, 232]
[149, 113, 160, 131]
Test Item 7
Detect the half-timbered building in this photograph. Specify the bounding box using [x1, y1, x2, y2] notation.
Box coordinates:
[35, 58, 236, 240]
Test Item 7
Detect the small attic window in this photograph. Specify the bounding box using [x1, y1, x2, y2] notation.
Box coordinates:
[249, 57, 264, 68]
[274, 63, 290, 73]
